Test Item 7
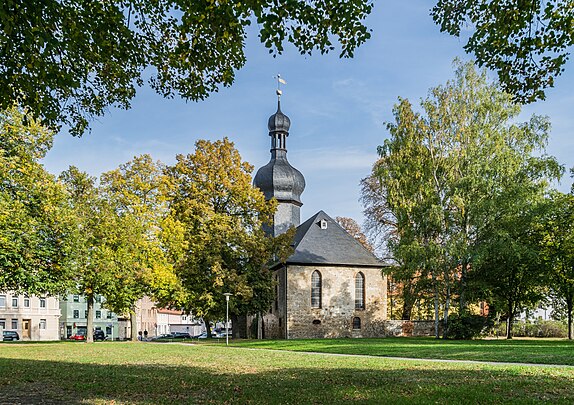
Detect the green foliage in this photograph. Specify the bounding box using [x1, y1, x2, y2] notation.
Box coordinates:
[0, 107, 75, 294]
[166, 138, 292, 321]
[0, 0, 372, 135]
[99, 155, 180, 318]
[536, 191, 574, 339]
[445, 314, 493, 340]
[364, 60, 561, 336]
[432, 0, 574, 103]
[507, 319, 569, 338]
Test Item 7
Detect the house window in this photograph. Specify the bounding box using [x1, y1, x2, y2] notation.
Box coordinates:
[73, 310, 79, 318]
[95, 295, 101, 303]
[73, 295, 79, 302]
[40, 298, 46, 308]
[107, 312, 113, 319]
[24, 297, 30, 308]
[0, 319, 5, 329]
[39, 319, 47, 329]
[353, 317, 361, 330]
[96, 310, 101, 319]
[12, 297, 18, 307]
[0, 295, 5, 308]
[85, 310, 88, 319]
[355, 272, 365, 310]
[311, 271, 322, 308]
[11, 319, 17, 329]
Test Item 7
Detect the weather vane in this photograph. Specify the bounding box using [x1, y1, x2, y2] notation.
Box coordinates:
[274, 73, 287, 99]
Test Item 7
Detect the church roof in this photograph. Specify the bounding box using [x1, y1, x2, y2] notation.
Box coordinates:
[286, 211, 383, 267]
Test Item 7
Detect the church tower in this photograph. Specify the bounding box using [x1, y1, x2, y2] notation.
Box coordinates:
[254, 98, 305, 237]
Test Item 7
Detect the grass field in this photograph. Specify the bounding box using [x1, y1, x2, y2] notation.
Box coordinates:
[1, 340, 574, 404]
[229, 337, 574, 366]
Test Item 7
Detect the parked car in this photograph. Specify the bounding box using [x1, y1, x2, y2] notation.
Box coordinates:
[69, 330, 86, 340]
[2, 331, 20, 341]
[150, 332, 191, 342]
[93, 330, 106, 341]
[171, 332, 192, 339]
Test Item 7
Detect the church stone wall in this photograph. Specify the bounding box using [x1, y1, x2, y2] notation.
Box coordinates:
[285, 265, 387, 339]
[262, 267, 287, 339]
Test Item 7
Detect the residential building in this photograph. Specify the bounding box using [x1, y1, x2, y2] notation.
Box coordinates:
[0, 292, 60, 340]
[59, 294, 120, 340]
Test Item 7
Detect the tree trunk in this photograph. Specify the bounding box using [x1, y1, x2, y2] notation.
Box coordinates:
[443, 271, 450, 339]
[401, 280, 415, 320]
[86, 294, 94, 343]
[459, 258, 468, 313]
[130, 309, 138, 341]
[506, 301, 514, 339]
[567, 295, 573, 340]
[432, 273, 440, 339]
[257, 313, 263, 339]
[204, 318, 212, 338]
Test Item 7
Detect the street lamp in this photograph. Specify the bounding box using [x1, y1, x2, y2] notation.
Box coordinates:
[223, 293, 232, 346]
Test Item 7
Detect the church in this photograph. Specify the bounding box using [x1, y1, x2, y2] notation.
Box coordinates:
[253, 98, 387, 339]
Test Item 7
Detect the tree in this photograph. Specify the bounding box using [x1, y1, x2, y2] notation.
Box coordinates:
[432, 0, 574, 103]
[0, 0, 372, 136]
[335, 216, 373, 253]
[474, 201, 549, 339]
[166, 138, 292, 337]
[538, 191, 574, 339]
[364, 60, 561, 337]
[99, 155, 180, 341]
[59, 166, 134, 343]
[0, 107, 75, 294]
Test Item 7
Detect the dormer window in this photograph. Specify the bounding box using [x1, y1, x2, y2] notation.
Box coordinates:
[320, 219, 328, 229]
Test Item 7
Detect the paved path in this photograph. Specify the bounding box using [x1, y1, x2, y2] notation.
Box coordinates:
[234, 346, 574, 369]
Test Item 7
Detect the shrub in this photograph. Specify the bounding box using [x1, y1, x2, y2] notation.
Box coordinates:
[445, 314, 492, 340]
[511, 320, 567, 338]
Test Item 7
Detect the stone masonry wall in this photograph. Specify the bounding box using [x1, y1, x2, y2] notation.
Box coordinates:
[262, 267, 287, 339]
[286, 265, 387, 339]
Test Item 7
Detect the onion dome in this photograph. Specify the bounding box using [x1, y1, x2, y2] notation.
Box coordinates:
[268, 101, 291, 134]
[254, 101, 305, 206]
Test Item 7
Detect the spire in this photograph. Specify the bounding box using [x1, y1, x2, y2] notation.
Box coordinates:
[253, 89, 306, 237]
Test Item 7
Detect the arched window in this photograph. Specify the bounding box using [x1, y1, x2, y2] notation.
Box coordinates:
[311, 271, 322, 308]
[355, 272, 365, 310]
[353, 317, 361, 330]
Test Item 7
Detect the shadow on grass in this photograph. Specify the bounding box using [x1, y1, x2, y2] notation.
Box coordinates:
[233, 337, 574, 365]
[0, 355, 573, 404]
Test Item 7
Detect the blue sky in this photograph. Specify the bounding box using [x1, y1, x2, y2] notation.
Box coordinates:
[42, 1, 574, 226]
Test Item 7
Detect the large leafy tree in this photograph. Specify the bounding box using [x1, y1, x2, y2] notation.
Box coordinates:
[0, 107, 74, 294]
[0, 0, 372, 136]
[99, 155, 180, 341]
[538, 191, 574, 339]
[59, 166, 135, 343]
[166, 138, 291, 337]
[432, 0, 574, 103]
[364, 60, 561, 337]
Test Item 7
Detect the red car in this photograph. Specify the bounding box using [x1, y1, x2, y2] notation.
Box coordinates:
[69, 331, 86, 340]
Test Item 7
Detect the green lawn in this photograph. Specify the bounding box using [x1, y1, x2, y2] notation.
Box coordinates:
[1, 340, 574, 404]
[228, 337, 574, 366]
